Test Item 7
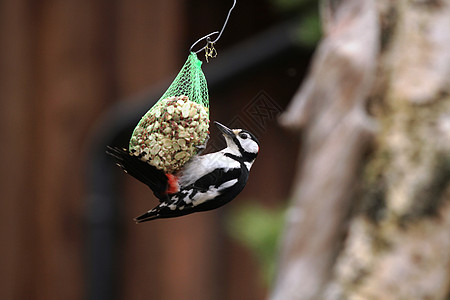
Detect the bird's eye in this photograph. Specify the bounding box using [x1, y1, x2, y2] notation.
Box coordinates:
[239, 133, 249, 139]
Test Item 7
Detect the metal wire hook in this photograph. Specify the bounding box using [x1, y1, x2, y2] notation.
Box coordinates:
[189, 0, 237, 54]
[189, 31, 219, 54]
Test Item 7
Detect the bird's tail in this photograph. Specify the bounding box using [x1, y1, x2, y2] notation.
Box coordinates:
[106, 146, 168, 200]
[134, 208, 161, 223]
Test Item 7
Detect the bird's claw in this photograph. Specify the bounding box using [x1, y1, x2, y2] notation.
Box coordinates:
[195, 135, 210, 154]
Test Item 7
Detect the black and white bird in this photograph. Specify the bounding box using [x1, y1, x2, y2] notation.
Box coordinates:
[106, 121, 259, 222]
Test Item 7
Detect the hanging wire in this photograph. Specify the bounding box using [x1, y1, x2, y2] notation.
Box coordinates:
[189, 32, 219, 54]
[189, 0, 237, 54]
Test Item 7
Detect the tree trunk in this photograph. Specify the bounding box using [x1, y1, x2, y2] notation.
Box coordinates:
[271, 0, 450, 299]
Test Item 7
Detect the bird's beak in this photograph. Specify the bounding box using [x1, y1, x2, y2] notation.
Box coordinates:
[214, 121, 234, 138]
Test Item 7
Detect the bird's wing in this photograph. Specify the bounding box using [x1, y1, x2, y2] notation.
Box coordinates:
[134, 167, 243, 223]
[191, 167, 242, 191]
[106, 146, 168, 200]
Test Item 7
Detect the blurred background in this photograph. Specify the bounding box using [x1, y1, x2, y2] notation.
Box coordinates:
[0, 0, 321, 299]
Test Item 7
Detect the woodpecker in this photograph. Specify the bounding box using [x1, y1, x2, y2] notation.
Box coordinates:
[106, 121, 259, 222]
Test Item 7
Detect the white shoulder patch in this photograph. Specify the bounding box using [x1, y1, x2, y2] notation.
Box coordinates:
[219, 178, 238, 189]
[191, 179, 238, 206]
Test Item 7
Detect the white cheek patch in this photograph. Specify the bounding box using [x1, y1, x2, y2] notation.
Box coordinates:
[241, 139, 259, 154]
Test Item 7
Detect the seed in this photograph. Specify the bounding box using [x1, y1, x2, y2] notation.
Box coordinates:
[152, 156, 161, 167]
[154, 107, 161, 118]
[178, 131, 188, 138]
[150, 144, 161, 155]
[174, 151, 187, 160]
[163, 127, 172, 134]
[163, 139, 172, 148]
[181, 103, 190, 118]
[189, 107, 197, 118]
[167, 105, 175, 114]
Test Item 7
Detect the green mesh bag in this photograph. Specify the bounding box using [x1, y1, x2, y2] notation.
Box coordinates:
[129, 52, 210, 174]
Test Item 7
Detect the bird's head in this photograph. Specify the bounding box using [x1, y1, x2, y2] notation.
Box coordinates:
[215, 121, 259, 162]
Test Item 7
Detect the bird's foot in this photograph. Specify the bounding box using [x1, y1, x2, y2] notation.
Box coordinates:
[195, 135, 210, 154]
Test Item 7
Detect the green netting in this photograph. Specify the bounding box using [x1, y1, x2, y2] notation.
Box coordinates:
[159, 52, 209, 109]
[129, 52, 210, 173]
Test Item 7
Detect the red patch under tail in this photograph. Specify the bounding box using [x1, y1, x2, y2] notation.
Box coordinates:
[166, 174, 180, 194]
